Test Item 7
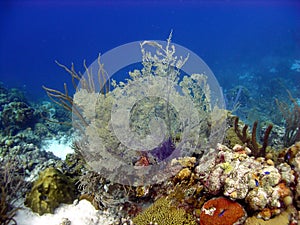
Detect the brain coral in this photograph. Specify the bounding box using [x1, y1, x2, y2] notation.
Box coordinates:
[132, 197, 197, 225]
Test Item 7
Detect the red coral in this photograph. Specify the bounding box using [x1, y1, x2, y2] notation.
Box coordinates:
[135, 154, 150, 166]
[200, 197, 246, 225]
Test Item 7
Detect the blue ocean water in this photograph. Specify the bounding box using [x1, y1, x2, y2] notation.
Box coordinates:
[0, 0, 299, 102]
[1, 2, 300, 223]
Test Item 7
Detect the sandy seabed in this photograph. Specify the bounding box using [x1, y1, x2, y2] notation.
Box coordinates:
[14, 199, 116, 225]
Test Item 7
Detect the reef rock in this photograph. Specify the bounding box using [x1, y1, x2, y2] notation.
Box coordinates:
[1, 101, 36, 134]
[195, 143, 293, 212]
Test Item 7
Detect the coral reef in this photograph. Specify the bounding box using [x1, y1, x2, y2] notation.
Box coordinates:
[0, 134, 61, 181]
[0, 85, 26, 109]
[0, 84, 74, 186]
[0, 101, 36, 135]
[25, 167, 76, 215]
[279, 141, 300, 208]
[244, 206, 298, 225]
[33, 35, 300, 225]
[125, 140, 299, 225]
[195, 143, 294, 214]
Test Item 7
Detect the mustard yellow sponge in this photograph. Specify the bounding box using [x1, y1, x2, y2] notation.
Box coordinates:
[25, 167, 76, 215]
[132, 197, 197, 225]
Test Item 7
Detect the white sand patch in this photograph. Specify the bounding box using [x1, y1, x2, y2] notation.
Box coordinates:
[42, 136, 73, 160]
[14, 200, 116, 225]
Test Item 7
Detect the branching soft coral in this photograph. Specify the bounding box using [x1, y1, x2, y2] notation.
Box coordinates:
[0, 159, 28, 225]
[276, 90, 300, 147]
[234, 117, 273, 158]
